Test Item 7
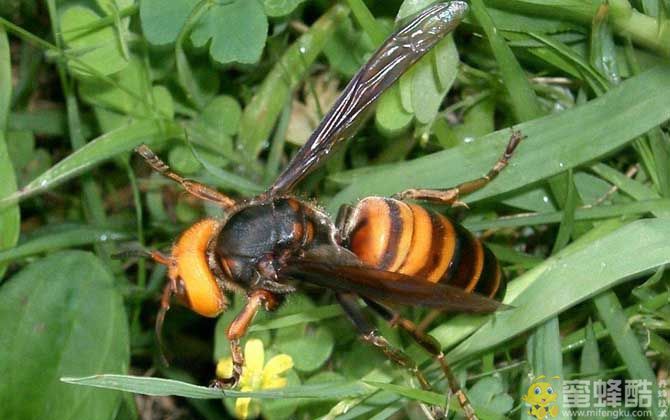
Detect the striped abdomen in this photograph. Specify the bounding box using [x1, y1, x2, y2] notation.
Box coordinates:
[343, 197, 505, 300]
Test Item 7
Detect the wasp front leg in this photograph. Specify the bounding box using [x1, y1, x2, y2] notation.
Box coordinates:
[394, 130, 523, 208]
[210, 289, 279, 388]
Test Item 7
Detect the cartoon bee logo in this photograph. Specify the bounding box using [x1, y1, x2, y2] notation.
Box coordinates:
[522, 375, 561, 420]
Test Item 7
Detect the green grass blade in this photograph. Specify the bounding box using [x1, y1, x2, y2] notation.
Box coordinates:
[551, 169, 577, 253]
[61, 375, 371, 400]
[484, 0, 670, 56]
[249, 304, 342, 332]
[345, 0, 385, 45]
[328, 65, 670, 213]
[525, 318, 564, 419]
[464, 199, 670, 231]
[592, 292, 662, 419]
[470, 0, 542, 122]
[561, 292, 669, 354]
[364, 381, 505, 419]
[447, 218, 670, 363]
[0, 119, 180, 209]
[0, 227, 130, 264]
[0, 27, 19, 278]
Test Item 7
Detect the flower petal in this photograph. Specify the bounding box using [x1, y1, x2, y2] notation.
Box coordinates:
[263, 354, 294, 378]
[235, 397, 251, 419]
[244, 339, 265, 374]
[216, 357, 233, 379]
[263, 377, 288, 390]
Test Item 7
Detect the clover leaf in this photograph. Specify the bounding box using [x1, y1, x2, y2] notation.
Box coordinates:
[191, 0, 268, 65]
[60, 6, 129, 77]
[139, 0, 198, 45]
[263, 0, 306, 17]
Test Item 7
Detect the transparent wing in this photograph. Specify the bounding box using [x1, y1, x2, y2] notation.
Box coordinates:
[268, 2, 469, 195]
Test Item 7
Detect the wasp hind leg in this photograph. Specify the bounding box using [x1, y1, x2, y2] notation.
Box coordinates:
[135, 144, 236, 208]
[394, 130, 523, 208]
[364, 298, 479, 420]
[336, 293, 445, 418]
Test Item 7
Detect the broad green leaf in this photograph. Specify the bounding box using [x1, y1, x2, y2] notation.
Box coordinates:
[380, 0, 460, 126]
[447, 218, 670, 363]
[264, 0, 306, 17]
[238, 5, 349, 156]
[62, 375, 372, 400]
[328, 66, 670, 213]
[7, 109, 70, 137]
[411, 35, 458, 124]
[200, 95, 242, 137]
[140, 0, 198, 45]
[0, 28, 19, 278]
[274, 294, 335, 373]
[0, 251, 129, 419]
[468, 377, 514, 416]
[79, 59, 173, 121]
[394, 35, 459, 125]
[96, 0, 134, 17]
[276, 325, 334, 373]
[374, 85, 413, 135]
[60, 6, 128, 77]
[175, 46, 220, 110]
[0, 119, 181, 209]
[168, 145, 201, 175]
[5, 130, 35, 175]
[191, 0, 268, 65]
[323, 17, 374, 78]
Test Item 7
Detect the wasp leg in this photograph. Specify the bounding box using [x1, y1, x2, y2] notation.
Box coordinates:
[135, 144, 236, 208]
[336, 293, 445, 416]
[210, 290, 279, 388]
[364, 298, 479, 420]
[394, 130, 523, 207]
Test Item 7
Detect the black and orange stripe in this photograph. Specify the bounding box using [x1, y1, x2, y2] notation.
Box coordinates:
[345, 197, 504, 300]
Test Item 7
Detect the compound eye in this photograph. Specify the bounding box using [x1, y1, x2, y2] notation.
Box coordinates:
[534, 386, 541, 395]
[170, 219, 228, 317]
[547, 387, 553, 395]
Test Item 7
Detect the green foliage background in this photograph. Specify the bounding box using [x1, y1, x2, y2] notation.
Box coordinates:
[0, 0, 669, 419]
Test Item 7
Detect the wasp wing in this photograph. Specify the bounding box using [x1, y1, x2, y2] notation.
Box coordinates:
[282, 246, 504, 314]
[267, 2, 469, 195]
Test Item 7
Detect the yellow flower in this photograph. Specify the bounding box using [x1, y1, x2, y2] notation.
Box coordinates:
[216, 339, 294, 419]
